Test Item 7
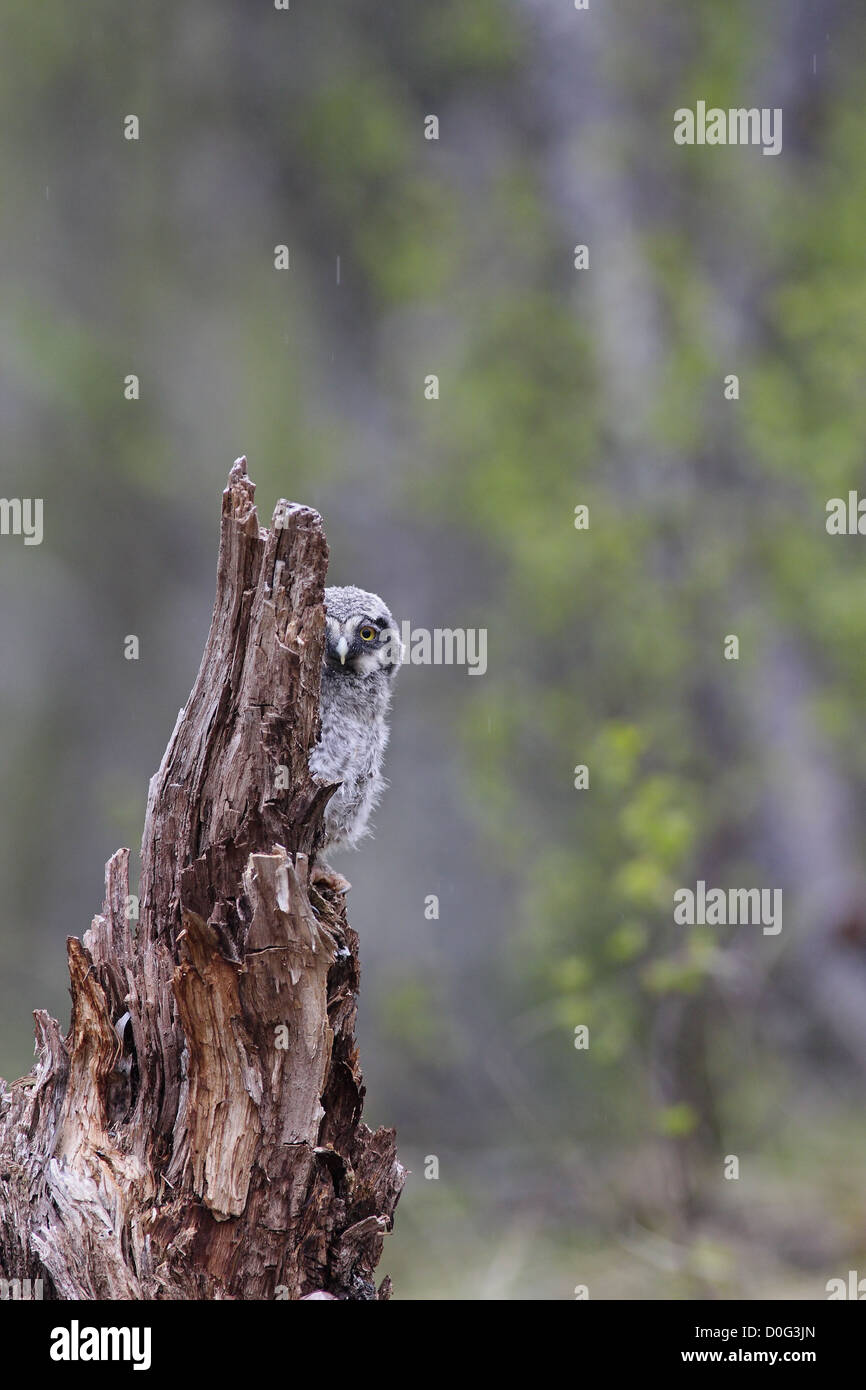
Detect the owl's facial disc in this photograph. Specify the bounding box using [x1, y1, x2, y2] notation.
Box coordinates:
[325, 613, 402, 676]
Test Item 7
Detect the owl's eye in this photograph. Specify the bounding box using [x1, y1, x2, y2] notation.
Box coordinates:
[359, 626, 377, 642]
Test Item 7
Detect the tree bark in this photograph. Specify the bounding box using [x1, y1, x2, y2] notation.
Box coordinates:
[0, 457, 404, 1300]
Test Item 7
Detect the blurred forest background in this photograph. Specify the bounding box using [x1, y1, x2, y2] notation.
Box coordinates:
[2, 0, 866, 1299]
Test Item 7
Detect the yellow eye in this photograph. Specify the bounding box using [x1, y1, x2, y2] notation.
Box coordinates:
[359, 626, 376, 642]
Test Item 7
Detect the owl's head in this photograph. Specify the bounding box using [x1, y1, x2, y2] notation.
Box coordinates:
[323, 585, 402, 678]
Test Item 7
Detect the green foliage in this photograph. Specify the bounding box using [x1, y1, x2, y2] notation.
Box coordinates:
[2, 0, 865, 1297]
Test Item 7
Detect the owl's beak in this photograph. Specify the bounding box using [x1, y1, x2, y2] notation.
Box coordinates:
[336, 636, 349, 665]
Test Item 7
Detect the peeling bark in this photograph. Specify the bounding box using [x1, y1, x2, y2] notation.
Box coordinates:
[0, 457, 404, 1300]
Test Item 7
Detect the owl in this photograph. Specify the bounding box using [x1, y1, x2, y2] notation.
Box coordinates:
[309, 585, 402, 892]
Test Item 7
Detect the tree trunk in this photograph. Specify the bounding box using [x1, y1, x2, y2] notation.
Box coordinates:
[0, 457, 404, 1300]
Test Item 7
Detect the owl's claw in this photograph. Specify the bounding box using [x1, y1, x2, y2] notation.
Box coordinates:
[310, 862, 352, 896]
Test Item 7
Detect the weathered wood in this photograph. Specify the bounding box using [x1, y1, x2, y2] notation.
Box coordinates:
[0, 457, 404, 1299]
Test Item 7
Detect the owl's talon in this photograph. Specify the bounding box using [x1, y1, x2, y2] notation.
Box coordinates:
[310, 863, 352, 896]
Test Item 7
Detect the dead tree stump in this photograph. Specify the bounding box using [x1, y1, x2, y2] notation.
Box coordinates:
[0, 457, 404, 1300]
